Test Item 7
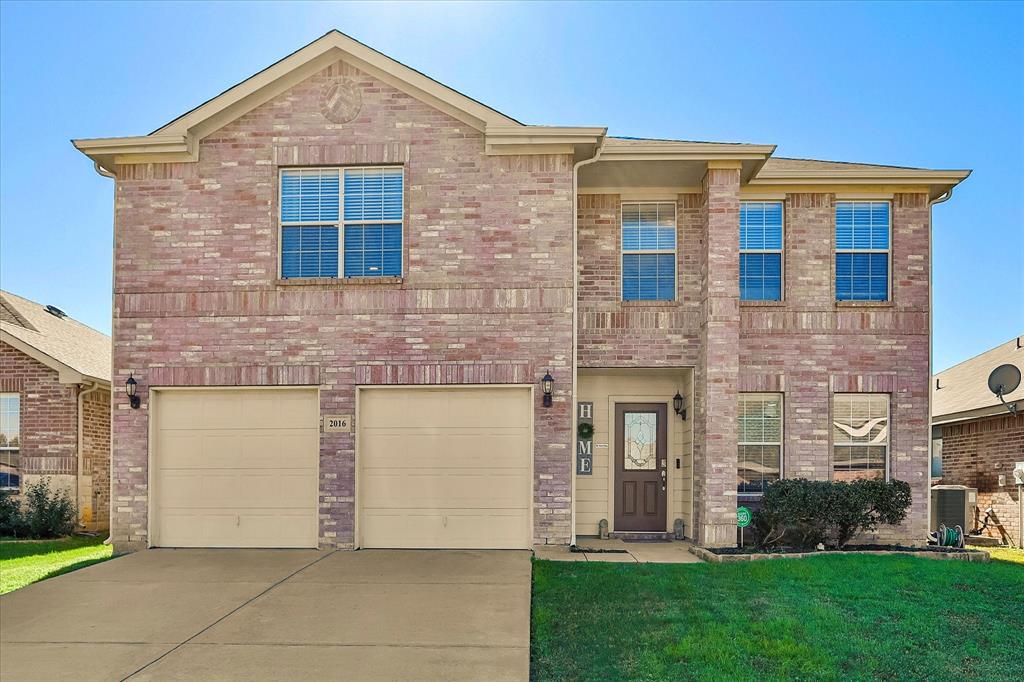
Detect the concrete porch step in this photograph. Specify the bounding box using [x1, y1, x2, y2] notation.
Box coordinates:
[608, 531, 675, 542]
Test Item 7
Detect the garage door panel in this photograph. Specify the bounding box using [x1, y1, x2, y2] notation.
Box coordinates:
[359, 386, 531, 549]
[158, 509, 317, 548]
[361, 431, 527, 469]
[154, 388, 318, 548]
[361, 509, 528, 550]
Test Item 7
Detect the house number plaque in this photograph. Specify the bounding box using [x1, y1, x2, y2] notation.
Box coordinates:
[577, 402, 594, 475]
[323, 415, 352, 433]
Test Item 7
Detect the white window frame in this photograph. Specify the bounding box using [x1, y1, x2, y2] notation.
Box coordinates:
[832, 393, 890, 481]
[738, 392, 784, 498]
[739, 201, 785, 302]
[834, 200, 892, 302]
[0, 392, 20, 492]
[619, 200, 678, 302]
[278, 166, 405, 279]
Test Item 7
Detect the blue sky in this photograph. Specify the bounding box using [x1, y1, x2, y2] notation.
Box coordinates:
[0, 1, 1020, 371]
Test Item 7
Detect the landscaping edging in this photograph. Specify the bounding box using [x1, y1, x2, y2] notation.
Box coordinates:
[688, 545, 990, 563]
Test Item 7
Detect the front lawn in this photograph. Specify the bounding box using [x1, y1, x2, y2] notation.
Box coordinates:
[532, 556, 1024, 681]
[0, 535, 113, 594]
[972, 545, 1024, 565]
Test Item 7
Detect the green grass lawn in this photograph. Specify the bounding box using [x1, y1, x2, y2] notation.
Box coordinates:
[0, 535, 113, 595]
[971, 545, 1024, 565]
[532, 555, 1024, 681]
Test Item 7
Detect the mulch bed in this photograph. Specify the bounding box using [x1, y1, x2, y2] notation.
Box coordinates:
[691, 544, 989, 563]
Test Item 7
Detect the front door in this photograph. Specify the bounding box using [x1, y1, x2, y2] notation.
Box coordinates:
[614, 403, 667, 532]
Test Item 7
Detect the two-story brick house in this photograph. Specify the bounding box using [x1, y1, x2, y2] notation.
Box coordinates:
[74, 31, 969, 552]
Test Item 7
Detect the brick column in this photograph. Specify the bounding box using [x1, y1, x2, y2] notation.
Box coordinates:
[693, 163, 741, 546]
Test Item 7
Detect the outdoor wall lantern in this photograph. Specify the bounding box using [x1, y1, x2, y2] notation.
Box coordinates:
[673, 391, 687, 421]
[125, 373, 140, 409]
[542, 371, 554, 408]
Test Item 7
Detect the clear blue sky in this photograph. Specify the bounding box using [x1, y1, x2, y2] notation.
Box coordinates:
[1, 1, 1021, 371]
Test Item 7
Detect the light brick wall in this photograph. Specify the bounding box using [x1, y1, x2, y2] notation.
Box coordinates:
[81, 388, 110, 530]
[110, 59, 575, 550]
[940, 413, 1024, 545]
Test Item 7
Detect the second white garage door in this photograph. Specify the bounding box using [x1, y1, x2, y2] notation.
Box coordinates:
[358, 386, 532, 549]
[152, 388, 319, 548]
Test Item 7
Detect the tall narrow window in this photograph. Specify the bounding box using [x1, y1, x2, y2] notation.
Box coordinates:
[738, 393, 782, 496]
[0, 393, 20, 491]
[740, 202, 783, 301]
[621, 202, 676, 301]
[835, 201, 890, 301]
[280, 167, 403, 279]
[833, 394, 889, 481]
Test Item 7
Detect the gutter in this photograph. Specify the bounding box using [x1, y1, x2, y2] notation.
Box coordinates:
[77, 382, 102, 529]
[570, 139, 606, 547]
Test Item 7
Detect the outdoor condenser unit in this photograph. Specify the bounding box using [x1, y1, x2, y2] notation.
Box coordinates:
[930, 485, 977, 532]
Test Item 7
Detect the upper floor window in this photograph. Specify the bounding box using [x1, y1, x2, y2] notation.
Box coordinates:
[621, 202, 676, 301]
[280, 167, 403, 279]
[740, 202, 783, 301]
[738, 393, 782, 496]
[832, 393, 889, 481]
[835, 201, 889, 301]
[0, 393, 20, 491]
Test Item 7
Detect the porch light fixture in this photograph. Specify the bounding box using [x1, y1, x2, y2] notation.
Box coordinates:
[673, 392, 686, 421]
[541, 371, 554, 408]
[125, 373, 140, 409]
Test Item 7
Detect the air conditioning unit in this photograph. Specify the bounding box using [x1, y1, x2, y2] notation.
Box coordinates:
[931, 485, 977, 532]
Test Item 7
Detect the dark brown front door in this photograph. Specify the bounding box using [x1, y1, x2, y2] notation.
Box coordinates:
[614, 403, 667, 532]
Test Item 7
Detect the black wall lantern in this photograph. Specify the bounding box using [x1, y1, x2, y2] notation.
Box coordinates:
[125, 373, 140, 409]
[541, 371, 554, 408]
[673, 391, 686, 421]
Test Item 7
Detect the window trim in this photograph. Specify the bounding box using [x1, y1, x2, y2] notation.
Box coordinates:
[619, 200, 678, 302]
[277, 165, 406, 280]
[831, 392, 890, 482]
[739, 200, 785, 302]
[834, 200, 892, 303]
[0, 392, 21, 492]
[737, 392, 784, 498]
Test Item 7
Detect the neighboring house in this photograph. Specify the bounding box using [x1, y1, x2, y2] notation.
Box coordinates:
[0, 290, 111, 531]
[932, 337, 1023, 546]
[73, 31, 969, 552]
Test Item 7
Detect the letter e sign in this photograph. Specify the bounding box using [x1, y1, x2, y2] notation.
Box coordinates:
[324, 415, 352, 433]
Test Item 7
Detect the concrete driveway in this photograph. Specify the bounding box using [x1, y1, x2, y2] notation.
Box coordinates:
[0, 548, 531, 681]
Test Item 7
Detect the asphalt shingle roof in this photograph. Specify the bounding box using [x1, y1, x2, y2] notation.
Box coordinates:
[933, 336, 1024, 422]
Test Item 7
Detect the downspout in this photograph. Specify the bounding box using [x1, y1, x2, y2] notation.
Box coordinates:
[77, 381, 102, 529]
[926, 187, 954, 541]
[570, 138, 605, 547]
[90, 157, 116, 543]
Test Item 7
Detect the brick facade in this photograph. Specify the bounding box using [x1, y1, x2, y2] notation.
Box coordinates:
[0, 341, 110, 530]
[110, 60, 574, 550]
[940, 413, 1024, 545]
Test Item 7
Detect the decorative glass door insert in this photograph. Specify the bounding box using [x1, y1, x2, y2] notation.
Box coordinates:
[623, 412, 658, 470]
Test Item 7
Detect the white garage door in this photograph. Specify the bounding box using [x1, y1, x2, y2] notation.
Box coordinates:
[359, 386, 532, 549]
[152, 388, 319, 548]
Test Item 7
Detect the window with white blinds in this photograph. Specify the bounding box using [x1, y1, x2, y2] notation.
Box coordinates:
[621, 202, 676, 301]
[738, 393, 782, 496]
[740, 202, 783, 301]
[280, 167, 403, 279]
[835, 201, 890, 301]
[832, 393, 889, 481]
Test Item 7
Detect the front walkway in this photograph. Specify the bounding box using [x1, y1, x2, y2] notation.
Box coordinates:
[534, 538, 702, 563]
[0, 548, 531, 681]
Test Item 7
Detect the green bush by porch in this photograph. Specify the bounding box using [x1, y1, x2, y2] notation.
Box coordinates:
[531, 556, 1023, 681]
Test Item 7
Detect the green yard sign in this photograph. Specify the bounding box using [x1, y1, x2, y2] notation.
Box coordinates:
[736, 506, 752, 528]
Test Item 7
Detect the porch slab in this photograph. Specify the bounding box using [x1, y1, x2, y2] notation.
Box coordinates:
[534, 539, 702, 563]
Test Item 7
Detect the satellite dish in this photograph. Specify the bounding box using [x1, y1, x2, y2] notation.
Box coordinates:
[988, 364, 1021, 416]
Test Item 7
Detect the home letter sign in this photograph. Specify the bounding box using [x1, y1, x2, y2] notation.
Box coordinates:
[577, 402, 594, 475]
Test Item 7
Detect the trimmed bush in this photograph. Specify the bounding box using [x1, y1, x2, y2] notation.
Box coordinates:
[754, 478, 912, 551]
[0, 479, 77, 539]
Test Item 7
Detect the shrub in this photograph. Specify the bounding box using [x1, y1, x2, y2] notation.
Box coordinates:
[0, 490, 26, 537]
[754, 478, 912, 551]
[20, 479, 77, 539]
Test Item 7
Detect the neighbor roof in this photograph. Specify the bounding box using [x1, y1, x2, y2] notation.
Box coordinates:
[933, 336, 1024, 424]
[0, 291, 111, 385]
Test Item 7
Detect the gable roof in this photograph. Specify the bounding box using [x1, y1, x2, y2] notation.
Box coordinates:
[0, 291, 111, 386]
[933, 336, 1024, 424]
[71, 29, 969, 198]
